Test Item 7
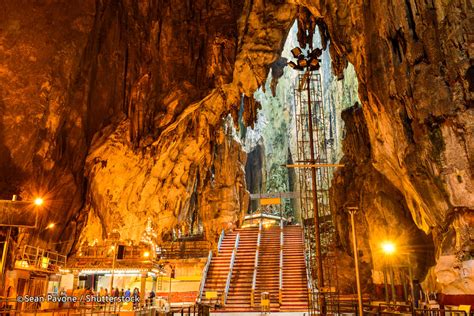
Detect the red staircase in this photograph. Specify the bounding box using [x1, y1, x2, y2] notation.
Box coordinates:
[254, 226, 281, 311]
[201, 231, 237, 304]
[200, 225, 309, 312]
[224, 228, 258, 311]
[281, 226, 309, 311]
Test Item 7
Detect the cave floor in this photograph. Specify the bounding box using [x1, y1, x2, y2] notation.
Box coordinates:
[210, 312, 307, 316]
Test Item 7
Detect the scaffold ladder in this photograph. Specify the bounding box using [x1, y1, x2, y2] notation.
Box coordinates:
[294, 71, 340, 315]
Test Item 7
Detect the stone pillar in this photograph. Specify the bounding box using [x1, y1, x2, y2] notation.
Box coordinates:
[140, 272, 147, 305]
[72, 270, 79, 290]
[43, 276, 49, 296]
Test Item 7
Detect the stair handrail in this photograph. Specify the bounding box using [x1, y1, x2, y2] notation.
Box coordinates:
[223, 232, 240, 305]
[251, 221, 263, 306]
[305, 252, 314, 306]
[279, 221, 284, 306]
[197, 250, 213, 303]
[217, 229, 225, 254]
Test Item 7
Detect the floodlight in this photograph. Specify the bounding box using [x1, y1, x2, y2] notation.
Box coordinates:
[381, 241, 396, 255]
[34, 198, 44, 206]
[310, 48, 323, 58]
[297, 58, 308, 68]
[291, 47, 303, 58]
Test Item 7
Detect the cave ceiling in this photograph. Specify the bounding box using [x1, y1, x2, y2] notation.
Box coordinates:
[0, 0, 472, 293]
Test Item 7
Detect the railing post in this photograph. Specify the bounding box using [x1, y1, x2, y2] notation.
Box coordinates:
[217, 230, 225, 255]
[35, 246, 40, 268]
[279, 221, 284, 306]
[197, 250, 213, 303]
[223, 233, 240, 305]
[251, 222, 262, 307]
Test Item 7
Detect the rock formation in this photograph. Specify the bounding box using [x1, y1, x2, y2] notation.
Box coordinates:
[309, 0, 473, 294]
[0, 0, 295, 251]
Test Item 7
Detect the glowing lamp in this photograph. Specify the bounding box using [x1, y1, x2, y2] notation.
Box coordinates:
[143, 251, 150, 258]
[41, 257, 50, 269]
[310, 48, 323, 58]
[381, 241, 395, 255]
[34, 198, 44, 206]
[15, 260, 29, 268]
[297, 57, 308, 68]
[291, 47, 303, 58]
[288, 61, 304, 71]
[309, 58, 320, 67]
[263, 222, 272, 229]
[47, 223, 55, 229]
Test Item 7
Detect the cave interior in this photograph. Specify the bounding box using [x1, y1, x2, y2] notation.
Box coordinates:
[0, 0, 472, 312]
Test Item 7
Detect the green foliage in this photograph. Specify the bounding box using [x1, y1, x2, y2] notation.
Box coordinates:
[267, 164, 288, 192]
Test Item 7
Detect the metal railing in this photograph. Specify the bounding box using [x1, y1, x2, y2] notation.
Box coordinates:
[223, 233, 240, 305]
[306, 267, 315, 312]
[217, 230, 225, 254]
[197, 250, 213, 303]
[278, 221, 284, 306]
[250, 221, 262, 306]
[157, 240, 210, 259]
[18, 245, 67, 272]
[0, 296, 211, 316]
[363, 303, 470, 316]
[414, 308, 468, 316]
[172, 303, 210, 316]
[0, 296, 133, 315]
[79, 243, 147, 259]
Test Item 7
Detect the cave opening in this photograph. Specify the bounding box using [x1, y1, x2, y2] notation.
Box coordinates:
[0, 1, 471, 312]
[240, 19, 440, 307]
[242, 22, 359, 221]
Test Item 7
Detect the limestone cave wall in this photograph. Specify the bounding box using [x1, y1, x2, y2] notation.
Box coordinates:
[0, 0, 296, 253]
[0, 0, 471, 294]
[308, 0, 473, 294]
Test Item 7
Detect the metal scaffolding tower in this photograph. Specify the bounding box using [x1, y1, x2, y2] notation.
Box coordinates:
[294, 71, 339, 315]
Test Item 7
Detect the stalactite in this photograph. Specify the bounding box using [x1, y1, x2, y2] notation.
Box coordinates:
[241, 95, 261, 129]
[315, 18, 330, 51]
[296, 6, 316, 49]
[270, 57, 287, 97]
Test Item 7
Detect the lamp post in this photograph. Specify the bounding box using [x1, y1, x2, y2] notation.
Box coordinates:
[381, 241, 396, 303]
[110, 243, 117, 293]
[407, 255, 415, 313]
[288, 46, 326, 313]
[347, 207, 363, 316]
[383, 265, 389, 303]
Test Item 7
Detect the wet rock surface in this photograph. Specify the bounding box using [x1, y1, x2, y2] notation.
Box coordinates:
[0, 0, 295, 252]
[316, 0, 473, 293]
